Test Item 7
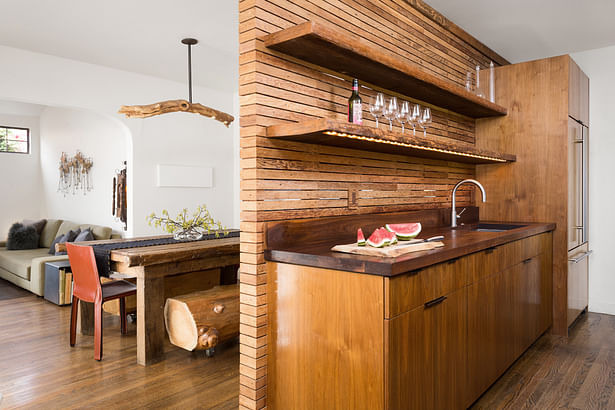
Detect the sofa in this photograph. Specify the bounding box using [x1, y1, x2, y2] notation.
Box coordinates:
[0, 219, 118, 296]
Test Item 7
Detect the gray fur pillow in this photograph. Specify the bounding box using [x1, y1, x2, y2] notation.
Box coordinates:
[6, 223, 40, 250]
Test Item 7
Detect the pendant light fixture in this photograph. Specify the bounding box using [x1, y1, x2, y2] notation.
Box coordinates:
[118, 38, 234, 127]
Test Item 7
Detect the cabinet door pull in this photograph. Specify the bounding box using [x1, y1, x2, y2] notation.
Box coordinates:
[485, 246, 497, 254]
[569, 250, 593, 264]
[523, 257, 533, 264]
[447, 257, 460, 265]
[424, 295, 447, 308]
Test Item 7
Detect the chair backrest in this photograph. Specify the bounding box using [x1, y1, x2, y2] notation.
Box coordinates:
[66, 243, 102, 303]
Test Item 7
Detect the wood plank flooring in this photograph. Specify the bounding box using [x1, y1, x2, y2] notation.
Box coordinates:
[0, 279, 238, 409]
[1, 278, 614, 409]
[472, 311, 615, 409]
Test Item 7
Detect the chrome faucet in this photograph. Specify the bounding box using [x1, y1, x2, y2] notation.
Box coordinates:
[451, 179, 486, 228]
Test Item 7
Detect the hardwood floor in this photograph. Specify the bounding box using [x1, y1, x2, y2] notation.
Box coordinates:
[0, 279, 238, 409]
[2, 278, 614, 409]
[472, 311, 615, 409]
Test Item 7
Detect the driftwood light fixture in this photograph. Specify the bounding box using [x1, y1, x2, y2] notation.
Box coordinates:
[118, 38, 234, 127]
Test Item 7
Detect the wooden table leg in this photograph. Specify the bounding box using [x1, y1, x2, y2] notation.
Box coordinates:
[80, 300, 94, 336]
[137, 272, 165, 366]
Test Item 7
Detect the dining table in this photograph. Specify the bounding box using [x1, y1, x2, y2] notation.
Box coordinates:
[74, 233, 240, 366]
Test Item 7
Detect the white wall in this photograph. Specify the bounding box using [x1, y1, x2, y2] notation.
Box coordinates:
[571, 46, 615, 315]
[131, 113, 236, 235]
[0, 45, 238, 236]
[39, 107, 128, 235]
[0, 101, 44, 236]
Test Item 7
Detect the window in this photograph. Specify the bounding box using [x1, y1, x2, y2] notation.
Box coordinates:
[0, 126, 30, 154]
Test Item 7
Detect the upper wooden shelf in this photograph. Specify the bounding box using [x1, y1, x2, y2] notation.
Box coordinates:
[264, 21, 508, 119]
[266, 118, 516, 164]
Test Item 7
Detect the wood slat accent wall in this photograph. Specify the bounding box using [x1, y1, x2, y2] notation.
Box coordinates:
[238, 1, 507, 408]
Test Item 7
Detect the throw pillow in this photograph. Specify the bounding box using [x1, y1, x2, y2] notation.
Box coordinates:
[6, 223, 40, 250]
[48, 229, 81, 254]
[74, 228, 94, 243]
[23, 219, 47, 236]
[48, 234, 64, 254]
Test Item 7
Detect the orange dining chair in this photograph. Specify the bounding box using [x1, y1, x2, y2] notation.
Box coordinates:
[66, 242, 137, 360]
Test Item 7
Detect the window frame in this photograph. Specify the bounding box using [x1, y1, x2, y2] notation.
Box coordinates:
[0, 125, 30, 155]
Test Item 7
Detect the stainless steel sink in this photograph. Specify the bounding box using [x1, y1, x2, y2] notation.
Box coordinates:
[472, 223, 527, 232]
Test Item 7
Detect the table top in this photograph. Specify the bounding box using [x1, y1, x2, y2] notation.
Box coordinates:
[80, 234, 240, 268]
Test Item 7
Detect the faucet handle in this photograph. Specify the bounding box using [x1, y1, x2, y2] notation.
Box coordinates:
[456, 207, 467, 219]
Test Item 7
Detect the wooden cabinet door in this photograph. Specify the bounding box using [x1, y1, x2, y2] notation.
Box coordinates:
[433, 287, 467, 410]
[567, 243, 589, 327]
[513, 256, 543, 354]
[568, 118, 583, 250]
[387, 305, 433, 410]
[467, 268, 514, 406]
[569, 58, 581, 122]
[580, 69, 589, 125]
[387, 287, 467, 410]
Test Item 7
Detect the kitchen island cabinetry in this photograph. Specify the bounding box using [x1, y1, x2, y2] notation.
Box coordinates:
[267, 230, 553, 409]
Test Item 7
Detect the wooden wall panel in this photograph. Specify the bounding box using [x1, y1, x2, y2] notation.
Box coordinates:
[238, 0, 508, 407]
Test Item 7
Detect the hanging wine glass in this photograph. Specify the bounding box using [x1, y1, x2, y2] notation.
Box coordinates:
[398, 101, 410, 133]
[407, 104, 421, 136]
[418, 107, 432, 137]
[369, 93, 385, 128]
[383, 96, 398, 131]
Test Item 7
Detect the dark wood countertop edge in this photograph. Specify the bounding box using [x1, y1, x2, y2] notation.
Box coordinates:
[264, 223, 555, 277]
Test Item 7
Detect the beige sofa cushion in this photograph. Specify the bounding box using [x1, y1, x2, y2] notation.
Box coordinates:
[0, 247, 50, 280]
[56, 221, 80, 238]
[40, 219, 63, 248]
[78, 224, 112, 240]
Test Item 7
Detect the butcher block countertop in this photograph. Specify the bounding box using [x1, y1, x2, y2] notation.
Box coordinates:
[264, 210, 555, 277]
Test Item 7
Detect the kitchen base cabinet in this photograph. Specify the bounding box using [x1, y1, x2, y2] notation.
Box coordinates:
[567, 243, 589, 327]
[387, 287, 467, 410]
[267, 232, 553, 409]
[467, 266, 514, 406]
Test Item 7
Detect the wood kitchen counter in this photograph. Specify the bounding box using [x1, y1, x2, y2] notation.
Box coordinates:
[265, 210, 555, 409]
[265, 221, 555, 276]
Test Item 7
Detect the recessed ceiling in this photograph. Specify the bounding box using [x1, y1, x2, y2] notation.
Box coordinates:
[426, 0, 615, 63]
[0, 0, 238, 92]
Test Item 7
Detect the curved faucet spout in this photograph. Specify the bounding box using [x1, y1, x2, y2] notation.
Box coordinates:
[451, 179, 486, 228]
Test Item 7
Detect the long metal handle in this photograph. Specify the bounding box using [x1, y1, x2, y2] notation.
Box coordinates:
[424, 295, 447, 308]
[569, 250, 593, 264]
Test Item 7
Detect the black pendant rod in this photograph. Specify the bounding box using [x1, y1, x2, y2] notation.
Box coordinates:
[181, 38, 198, 104]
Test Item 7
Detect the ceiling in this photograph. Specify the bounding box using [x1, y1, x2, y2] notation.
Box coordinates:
[0, 0, 238, 92]
[426, 0, 615, 63]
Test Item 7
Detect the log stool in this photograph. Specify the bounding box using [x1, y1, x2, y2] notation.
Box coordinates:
[164, 284, 239, 356]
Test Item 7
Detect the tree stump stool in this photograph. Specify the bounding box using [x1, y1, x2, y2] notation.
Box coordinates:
[164, 284, 239, 356]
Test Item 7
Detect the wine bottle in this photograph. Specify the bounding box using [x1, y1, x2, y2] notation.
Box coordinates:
[348, 79, 362, 124]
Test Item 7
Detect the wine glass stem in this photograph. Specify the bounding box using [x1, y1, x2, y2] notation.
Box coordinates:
[375, 117, 379, 128]
[389, 120, 393, 131]
[401, 123, 405, 133]
[423, 127, 426, 137]
[412, 125, 416, 136]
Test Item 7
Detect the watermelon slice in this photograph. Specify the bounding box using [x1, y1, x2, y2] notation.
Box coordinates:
[383, 228, 398, 245]
[385, 223, 422, 240]
[357, 228, 366, 246]
[367, 227, 389, 248]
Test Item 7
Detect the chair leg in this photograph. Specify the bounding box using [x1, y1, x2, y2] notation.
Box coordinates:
[120, 298, 127, 335]
[70, 296, 79, 347]
[94, 302, 103, 361]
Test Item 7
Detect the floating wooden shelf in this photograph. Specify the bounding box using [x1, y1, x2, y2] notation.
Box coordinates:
[264, 21, 508, 119]
[266, 118, 516, 164]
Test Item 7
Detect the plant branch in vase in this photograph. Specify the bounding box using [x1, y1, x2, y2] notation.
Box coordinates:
[147, 204, 228, 240]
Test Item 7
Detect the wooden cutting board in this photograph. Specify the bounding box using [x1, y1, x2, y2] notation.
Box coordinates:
[331, 241, 444, 257]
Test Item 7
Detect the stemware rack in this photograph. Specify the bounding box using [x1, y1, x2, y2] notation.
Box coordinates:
[266, 118, 515, 164]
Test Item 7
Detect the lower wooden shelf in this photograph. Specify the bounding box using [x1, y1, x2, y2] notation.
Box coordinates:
[265, 118, 515, 164]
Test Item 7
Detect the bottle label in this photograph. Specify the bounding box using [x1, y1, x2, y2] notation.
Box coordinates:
[352, 102, 362, 124]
